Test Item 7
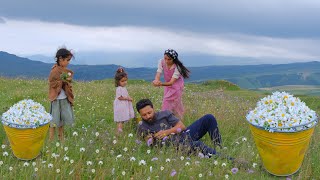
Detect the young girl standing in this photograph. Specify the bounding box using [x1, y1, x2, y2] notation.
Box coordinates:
[48, 48, 75, 141]
[153, 49, 190, 120]
[113, 67, 135, 134]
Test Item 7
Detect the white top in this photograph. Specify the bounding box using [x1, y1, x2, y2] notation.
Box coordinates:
[156, 59, 181, 79]
[57, 89, 67, 99]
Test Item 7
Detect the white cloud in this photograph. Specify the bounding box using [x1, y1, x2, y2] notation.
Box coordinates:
[0, 17, 319, 63]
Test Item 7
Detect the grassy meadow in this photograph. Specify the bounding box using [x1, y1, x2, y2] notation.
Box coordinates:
[0, 77, 319, 179]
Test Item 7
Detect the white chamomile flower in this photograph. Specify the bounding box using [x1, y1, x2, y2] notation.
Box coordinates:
[80, 147, 85, 152]
[253, 163, 257, 168]
[180, 156, 184, 161]
[95, 132, 99, 137]
[147, 149, 151, 154]
[160, 166, 164, 171]
[123, 147, 128, 152]
[32, 162, 36, 166]
[139, 160, 146, 166]
[64, 147, 69, 151]
[122, 171, 126, 176]
[225, 174, 229, 179]
[113, 140, 117, 144]
[72, 132, 78, 136]
[34, 168, 38, 172]
[242, 137, 247, 141]
[64, 156, 69, 161]
[56, 169, 60, 173]
[185, 162, 190, 166]
[1, 145, 6, 149]
[116, 154, 122, 159]
[96, 149, 100, 153]
[98, 161, 103, 165]
[222, 163, 227, 167]
[86, 161, 93, 166]
[199, 173, 203, 178]
[91, 169, 95, 173]
[3, 152, 8, 157]
[128, 133, 133, 137]
[55, 142, 60, 147]
[9, 166, 13, 171]
[48, 163, 53, 168]
[165, 158, 171, 162]
[130, 157, 136, 162]
[214, 160, 218, 165]
[23, 162, 29, 167]
[70, 159, 74, 164]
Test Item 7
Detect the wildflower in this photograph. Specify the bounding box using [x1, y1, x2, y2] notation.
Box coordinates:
[95, 149, 99, 153]
[214, 161, 218, 166]
[48, 163, 53, 168]
[86, 161, 93, 165]
[208, 171, 213, 176]
[122, 171, 126, 176]
[56, 142, 60, 147]
[69, 170, 74, 175]
[112, 168, 115, 175]
[151, 157, 158, 161]
[64, 147, 69, 151]
[248, 169, 254, 173]
[0, 161, 3, 166]
[160, 166, 164, 171]
[225, 174, 229, 179]
[198, 152, 204, 158]
[139, 160, 146, 166]
[162, 136, 168, 141]
[34, 168, 38, 172]
[116, 154, 122, 159]
[64, 156, 69, 161]
[98, 161, 103, 165]
[9, 166, 13, 171]
[165, 158, 171, 162]
[242, 137, 247, 141]
[253, 163, 257, 168]
[130, 157, 136, 162]
[1, 145, 6, 149]
[176, 128, 182, 133]
[80, 147, 85, 152]
[222, 163, 227, 167]
[23, 162, 29, 167]
[95, 132, 99, 137]
[92, 169, 96, 173]
[72, 132, 78, 136]
[147, 149, 151, 154]
[185, 162, 190, 166]
[147, 138, 153, 146]
[113, 140, 117, 144]
[70, 159, 74, 164]
[123, 147, 128, 152]
[3, 152, 8, 157]
[231, 168, 239, 174]
[135, 139, 142, 144]
[128, 133, 133, 137]
[56, 169, 60, 173]
[150, 166, 153, 172]
[180, 156, 184, 161]
[199, 173, 203, 178]
[170, 169, 177, 177]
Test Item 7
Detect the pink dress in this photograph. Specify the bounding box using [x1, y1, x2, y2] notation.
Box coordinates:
[161, 60, 185, 118]
[113, 86, 135, 122]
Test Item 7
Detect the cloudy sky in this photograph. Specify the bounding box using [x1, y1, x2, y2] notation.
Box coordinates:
[0, 0, 320, 67]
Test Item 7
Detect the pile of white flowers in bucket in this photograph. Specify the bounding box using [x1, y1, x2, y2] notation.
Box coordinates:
[1, 99, 52, 128]
[246, 91, 318, 132]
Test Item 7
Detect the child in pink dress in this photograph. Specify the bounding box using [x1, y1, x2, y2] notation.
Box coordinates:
[113, 68, 135, 133]
[152, 49, 191, 119]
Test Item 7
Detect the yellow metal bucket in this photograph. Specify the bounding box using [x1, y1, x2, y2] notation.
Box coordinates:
[3, 124, 49, 160]
[250, 125, 315, 176]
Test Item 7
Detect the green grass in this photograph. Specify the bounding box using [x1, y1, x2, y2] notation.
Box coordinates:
[0, 77, 319, 179]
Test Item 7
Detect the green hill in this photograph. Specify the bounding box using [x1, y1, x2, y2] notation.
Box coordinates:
[0, 77, 319, 179]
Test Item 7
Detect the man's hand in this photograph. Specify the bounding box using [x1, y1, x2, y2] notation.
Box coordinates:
[154, 130, 168, 139]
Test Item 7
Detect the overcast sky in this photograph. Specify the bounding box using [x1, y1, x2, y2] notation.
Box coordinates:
[0, 0, 319, 67]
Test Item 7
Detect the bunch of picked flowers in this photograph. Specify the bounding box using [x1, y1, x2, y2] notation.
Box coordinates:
[246, 91, 318, 132]
[1, 99, 52, 129]
[60, 72, 72, 82]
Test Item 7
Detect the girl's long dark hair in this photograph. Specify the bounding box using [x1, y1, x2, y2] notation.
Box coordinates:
[173, 58, 190, 79]
[55, 47, 73, 66]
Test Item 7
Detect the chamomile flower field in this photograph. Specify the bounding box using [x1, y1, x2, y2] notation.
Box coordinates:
[0, 77, 319, 179]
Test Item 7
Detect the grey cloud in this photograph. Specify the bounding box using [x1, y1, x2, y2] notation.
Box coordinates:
[0, 17, 5, 23]
[0, 0, 320, 38]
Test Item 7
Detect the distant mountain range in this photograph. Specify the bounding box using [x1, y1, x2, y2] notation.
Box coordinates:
[1, 51, 320, 89]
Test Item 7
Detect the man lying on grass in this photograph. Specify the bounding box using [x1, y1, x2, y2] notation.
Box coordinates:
[136, 98, 233, 160]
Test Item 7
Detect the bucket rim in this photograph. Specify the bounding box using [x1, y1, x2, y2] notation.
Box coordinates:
[2, 121, 50, 129]
[248, 118, 318, 133]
